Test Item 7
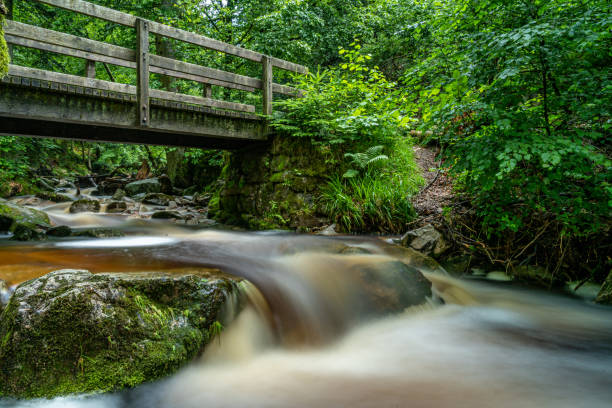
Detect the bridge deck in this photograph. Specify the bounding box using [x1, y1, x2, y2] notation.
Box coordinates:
[0, 0, 306, 148]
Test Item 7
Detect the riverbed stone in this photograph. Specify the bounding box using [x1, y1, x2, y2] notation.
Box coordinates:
[36, 191, 73, 202]
[0, 269, 239, 398]
[401, 224, 449, 258]
[69, 199, 101, 213]
[46, 225, 73, 238]
[106, 201, 128, 213]
[112, 188, 126, 201]
[143, 193, 173, 206]
[152, 211, 184, 220]
[0, 198, 51, 240]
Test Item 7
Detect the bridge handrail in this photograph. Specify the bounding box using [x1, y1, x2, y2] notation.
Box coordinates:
[3, 0, 307, 120]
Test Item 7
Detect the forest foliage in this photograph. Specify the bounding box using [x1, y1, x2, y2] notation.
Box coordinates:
[0, 0, 610, 242]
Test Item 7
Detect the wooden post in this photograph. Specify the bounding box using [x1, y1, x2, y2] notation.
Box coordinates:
[136, 18, 150, 127]
[85, 60, 96, 78]
[262, 56, 273, 116]
[204, 83, 212, 99]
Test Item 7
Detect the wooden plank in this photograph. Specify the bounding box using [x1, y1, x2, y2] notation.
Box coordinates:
[150, 89, 255, 113]
[34, 0, 137, 26]
[8, 65, 135, 94]
[85, 60, 96, 78]
[4, 21, 135, 61]
[204, 84, 212, 99]
[262, 56, 273, 116]
[149, 65, 256, 93]
[136, 19, 150, 127]
[33, 0, 307, 73]
[4, 35, 137, 69]
[6, 65, 256, 113]
[150, 54, 261, 90]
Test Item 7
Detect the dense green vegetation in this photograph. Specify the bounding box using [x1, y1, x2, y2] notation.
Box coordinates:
[0, 0, 610, 274]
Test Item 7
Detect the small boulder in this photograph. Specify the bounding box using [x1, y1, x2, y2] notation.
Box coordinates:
[35, 192, 73, 203]
[151, 211, 184, 220]
[46, 225, 72, 238]
[69, 199, 101, 214]
[193, 193, 211, 207]
[318, 224, 339, 236]
[72, 228, 125, 238]
[0, 198, 51, 241]
[0, 279, 11, 312]
[106, 201, 128, 214]
[143, 193, 173, 206]
[112, 189, 126, 201]
[400, 224, 449, 257]
[125, 177, 172, 197]
[0, 269, 239, 398]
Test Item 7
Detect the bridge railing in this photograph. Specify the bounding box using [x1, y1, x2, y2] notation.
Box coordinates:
[2, 0, 307, 123]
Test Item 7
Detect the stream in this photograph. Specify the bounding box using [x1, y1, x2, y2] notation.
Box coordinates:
[1, 198, 611, 407]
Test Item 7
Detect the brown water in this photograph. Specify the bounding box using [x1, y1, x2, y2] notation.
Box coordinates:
[1, 204, 611, 408]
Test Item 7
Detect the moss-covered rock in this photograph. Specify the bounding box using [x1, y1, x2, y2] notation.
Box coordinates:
[0, 198, 51, 240]
[36, 191, 73, 203]
[0, 269, 240, 398]
[69, 199, 101, 213]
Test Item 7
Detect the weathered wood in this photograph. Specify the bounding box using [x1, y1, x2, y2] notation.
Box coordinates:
[85, 60, 96, 78]
[0, 87, 266, 146]
[136, 19, 150, 127]
[4, 34, 136, 69]
[150, 89, 255, 113]
[204, 84, 212, 99]
[32, 0, 307, 73]
[7, 65, 257, 114]
[262, 56, 273, 116]
[8, 65, 134, 94]
[150, 54, 261, 91]
[4, 21, 135, 61]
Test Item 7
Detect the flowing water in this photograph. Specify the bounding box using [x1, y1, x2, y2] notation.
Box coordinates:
[1, 199, 611, 407]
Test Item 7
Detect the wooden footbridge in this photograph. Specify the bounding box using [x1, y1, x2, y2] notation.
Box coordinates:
[0, 0, 307, 149]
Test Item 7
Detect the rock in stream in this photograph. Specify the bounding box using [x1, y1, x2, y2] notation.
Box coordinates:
[0, 269, 240, 398]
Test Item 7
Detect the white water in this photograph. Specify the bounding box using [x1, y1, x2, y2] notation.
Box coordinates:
[1, 226, 611, 407]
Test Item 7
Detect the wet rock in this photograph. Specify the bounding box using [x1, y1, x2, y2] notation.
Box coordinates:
[400, 224, 449, 258]
[97, 178, 128, 195]
[168, 201, 178, 210]
[125, 176, 172, 197]
[193, 193, 211, 207]
[35, 191, 73, 202]
[596, 271, 612, 305]
[72, 228, 125, 238]
[0, 269, 239, 398]
[36, 178, 55, 192]
[143, 193, 173, 206]
[0, 198, 51, 241]
[512, 265, 557, 287]
[106, 201, 128, 214]
[112, 189, 126, 201]
[69, 199, 101, 214]
[151, 211, 184, 220]
[439, 255, 470, 276]
[318, 224, 339, 236]
[46, 225, 73, 238]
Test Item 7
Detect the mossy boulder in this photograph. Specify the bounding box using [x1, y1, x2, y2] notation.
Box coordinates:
[143, 193, 173, 206]
[0, 269, 240, 398]
[36, 191, 73, 203]
[69, 199, 101, 213]
[106, 201, 128, 213]
[125, 177, 172, 197]
[0, 198, 51, 240]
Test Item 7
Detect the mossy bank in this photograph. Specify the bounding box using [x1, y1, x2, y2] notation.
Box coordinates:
[0, 269, 241, 398]
[0, 0, 8, 77]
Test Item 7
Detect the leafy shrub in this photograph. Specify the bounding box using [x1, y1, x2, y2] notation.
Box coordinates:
[406, 0, 612, 238]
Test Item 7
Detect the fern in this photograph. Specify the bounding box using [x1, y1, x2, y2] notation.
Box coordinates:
[343, 145, 389, 178]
